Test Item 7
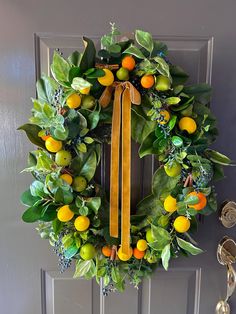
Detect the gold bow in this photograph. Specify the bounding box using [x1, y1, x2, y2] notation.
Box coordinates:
[99, 82, 141, 255]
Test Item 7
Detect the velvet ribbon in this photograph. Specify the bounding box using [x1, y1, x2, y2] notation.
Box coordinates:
[99, 82, 141, 254]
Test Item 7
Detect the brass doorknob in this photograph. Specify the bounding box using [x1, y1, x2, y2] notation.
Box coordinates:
[219, 201, 236, 228]
[216, 237, 236, 314]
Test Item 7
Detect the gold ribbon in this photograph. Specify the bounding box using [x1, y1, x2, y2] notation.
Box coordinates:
[99, 82, 141, 254]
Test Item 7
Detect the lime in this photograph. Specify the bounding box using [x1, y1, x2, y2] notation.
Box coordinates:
[116, 67, 129, 81]
[80, 243, 96, 260]
[164, 161, 182, 177]
[72, 176, 87, 192]
[55, 150, 72, 166]
[81, 95, 96, 109]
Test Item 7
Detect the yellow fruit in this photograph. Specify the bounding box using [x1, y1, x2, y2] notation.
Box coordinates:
[80, 87, 91, 95]
[164, 161, 182, 177]
[179, 117, 197, 134]
[45, 137, 62, 153]
[66, 93, 81, 109]
[137, 239, 148, 251]
[173, 216, 190, 233]
[60, 173, 73, 185]
[74, 216, 90, 231]
[157, 109, 170, 125]
[164, 195, 177, 213]
[98, 69, 114, 86]
[57, 205, 74, 222]
[117, 247, 133, 261]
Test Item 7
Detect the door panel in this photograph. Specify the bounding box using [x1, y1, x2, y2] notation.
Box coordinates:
[36, 34, 213, 314]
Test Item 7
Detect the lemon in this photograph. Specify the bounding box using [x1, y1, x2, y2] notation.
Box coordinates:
[80, 243, 96, 260]
[57, 205, 74, 222]
[60, 173, 73, 185]
[117, 247, 133, 261]
[66, 93, 81, 109]
[45, 137, 62, 153]
[98, 69, 114, 86]
[173, 216, 190, 233]
[157, 109, 170, 125]
[164, 161, 182, 177]
[137, 239, 148, 251]
[74, 215, 90, 231]
[72, 176, 87, 192]
[80, 87, 91, 95]
[164, 195, 177, 213]
[179, 117, 197, 134]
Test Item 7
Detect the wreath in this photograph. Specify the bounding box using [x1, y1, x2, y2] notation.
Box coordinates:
[19, 25, 234, 294]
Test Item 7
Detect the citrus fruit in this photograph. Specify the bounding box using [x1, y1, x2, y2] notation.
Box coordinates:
[41, 134, 50, 141]
[157, 109, 170, 125]
[74, 215, 90, 231]
[188, 191, 207, 210]
[98, 69, 114, 86]
[72, 176, 87, 192]
[117, 247, 133, 261]
[164, 195, 177, 213]
[45, 137, 62, 153]
[102, 246, 112, 257]
[80, 87, 91, 95]
[122, 55, 136, 71]
[164, 161, 182, 177]
[57, 205, 74, 222]
[179, 117, 197, 134]
[140, 75, 155, 89]
[80, 243, 96, 260]
[81, 95, 96, 109]
[146, 255, 159, 264]
[133, 248, 145, 259]
[173, 216, 190, 233]
[146, 228, 155, 243]
[116, 67, 129, 81]
[55, 150, 72, 166]
[66, 93, 81, 109]
[137, 239, 148, 251]
[155, 75, 170, 91]
[60, 173, 73, 185]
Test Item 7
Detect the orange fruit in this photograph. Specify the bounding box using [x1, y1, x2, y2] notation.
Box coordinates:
[60, 173, 73, 185]
[133, 248, 145, 259]
[57, 205, 74, 222]
[164, 195, 177, 213]
[45, 137, 62, 153]
[173, 216, 190, 233]
[74, 216, 90, 232]
[157, 109, 170, 125]
[66, 93, 81, 109]
[188, 191, 207, 210]
[102, 246, 112, 257]
[140, 75, 155, 89]
[122, 55, 136, 71]
[179, 117, 197, 134]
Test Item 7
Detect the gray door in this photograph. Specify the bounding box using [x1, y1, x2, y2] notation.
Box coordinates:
[1, 1, 236, 314]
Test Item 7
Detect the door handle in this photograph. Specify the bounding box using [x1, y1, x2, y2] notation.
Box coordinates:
[219, 201, 236, 228]
[216, 236, 236, 314]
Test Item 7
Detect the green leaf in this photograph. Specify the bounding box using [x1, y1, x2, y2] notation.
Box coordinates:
[54, 188, 73, 204]
[184, 194, 199, 205]
[205, 149, 235, 166]
[69, 67, 82, 83]
[79, 37, 96, 73]
[20, 189, 41, 207]
[183, 84, 212, 105]
[151, 40, 168, 57]
[139, 131, 156, 158]
[153, 56, 170, 78]
[166, 97, 181, 105]
[168, 115, 177, 131]
[170, 65, 189, 86]
[86, 197, 101, 213]
[36, 75, 58, 103]
[123, 45, 146, 59]
[135, 30, 154, 53]
[151, 225, 171, 242]
[18, 124, 45, 148]
[152, 166, 180, 198]
[71, 149, 97, 181]
[64, 245, 78, 259]
[71, 77, 92, 91]
[51, 51, 70, 84]
[161, 244, 171, 270]
[52, 218, 63, 235]
[30, 181, 46, 198]
[22, 205, 43, 222]
[86, 69, 105, 79]
[74, 259, 95, 278]
[177, 237, 203, 255]
[68, 51, 81, 66]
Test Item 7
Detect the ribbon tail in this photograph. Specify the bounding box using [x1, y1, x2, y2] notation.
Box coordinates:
[121, 88, 131, 255]
[99, 86, 113, 108]
[109, 85, 122, 238]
